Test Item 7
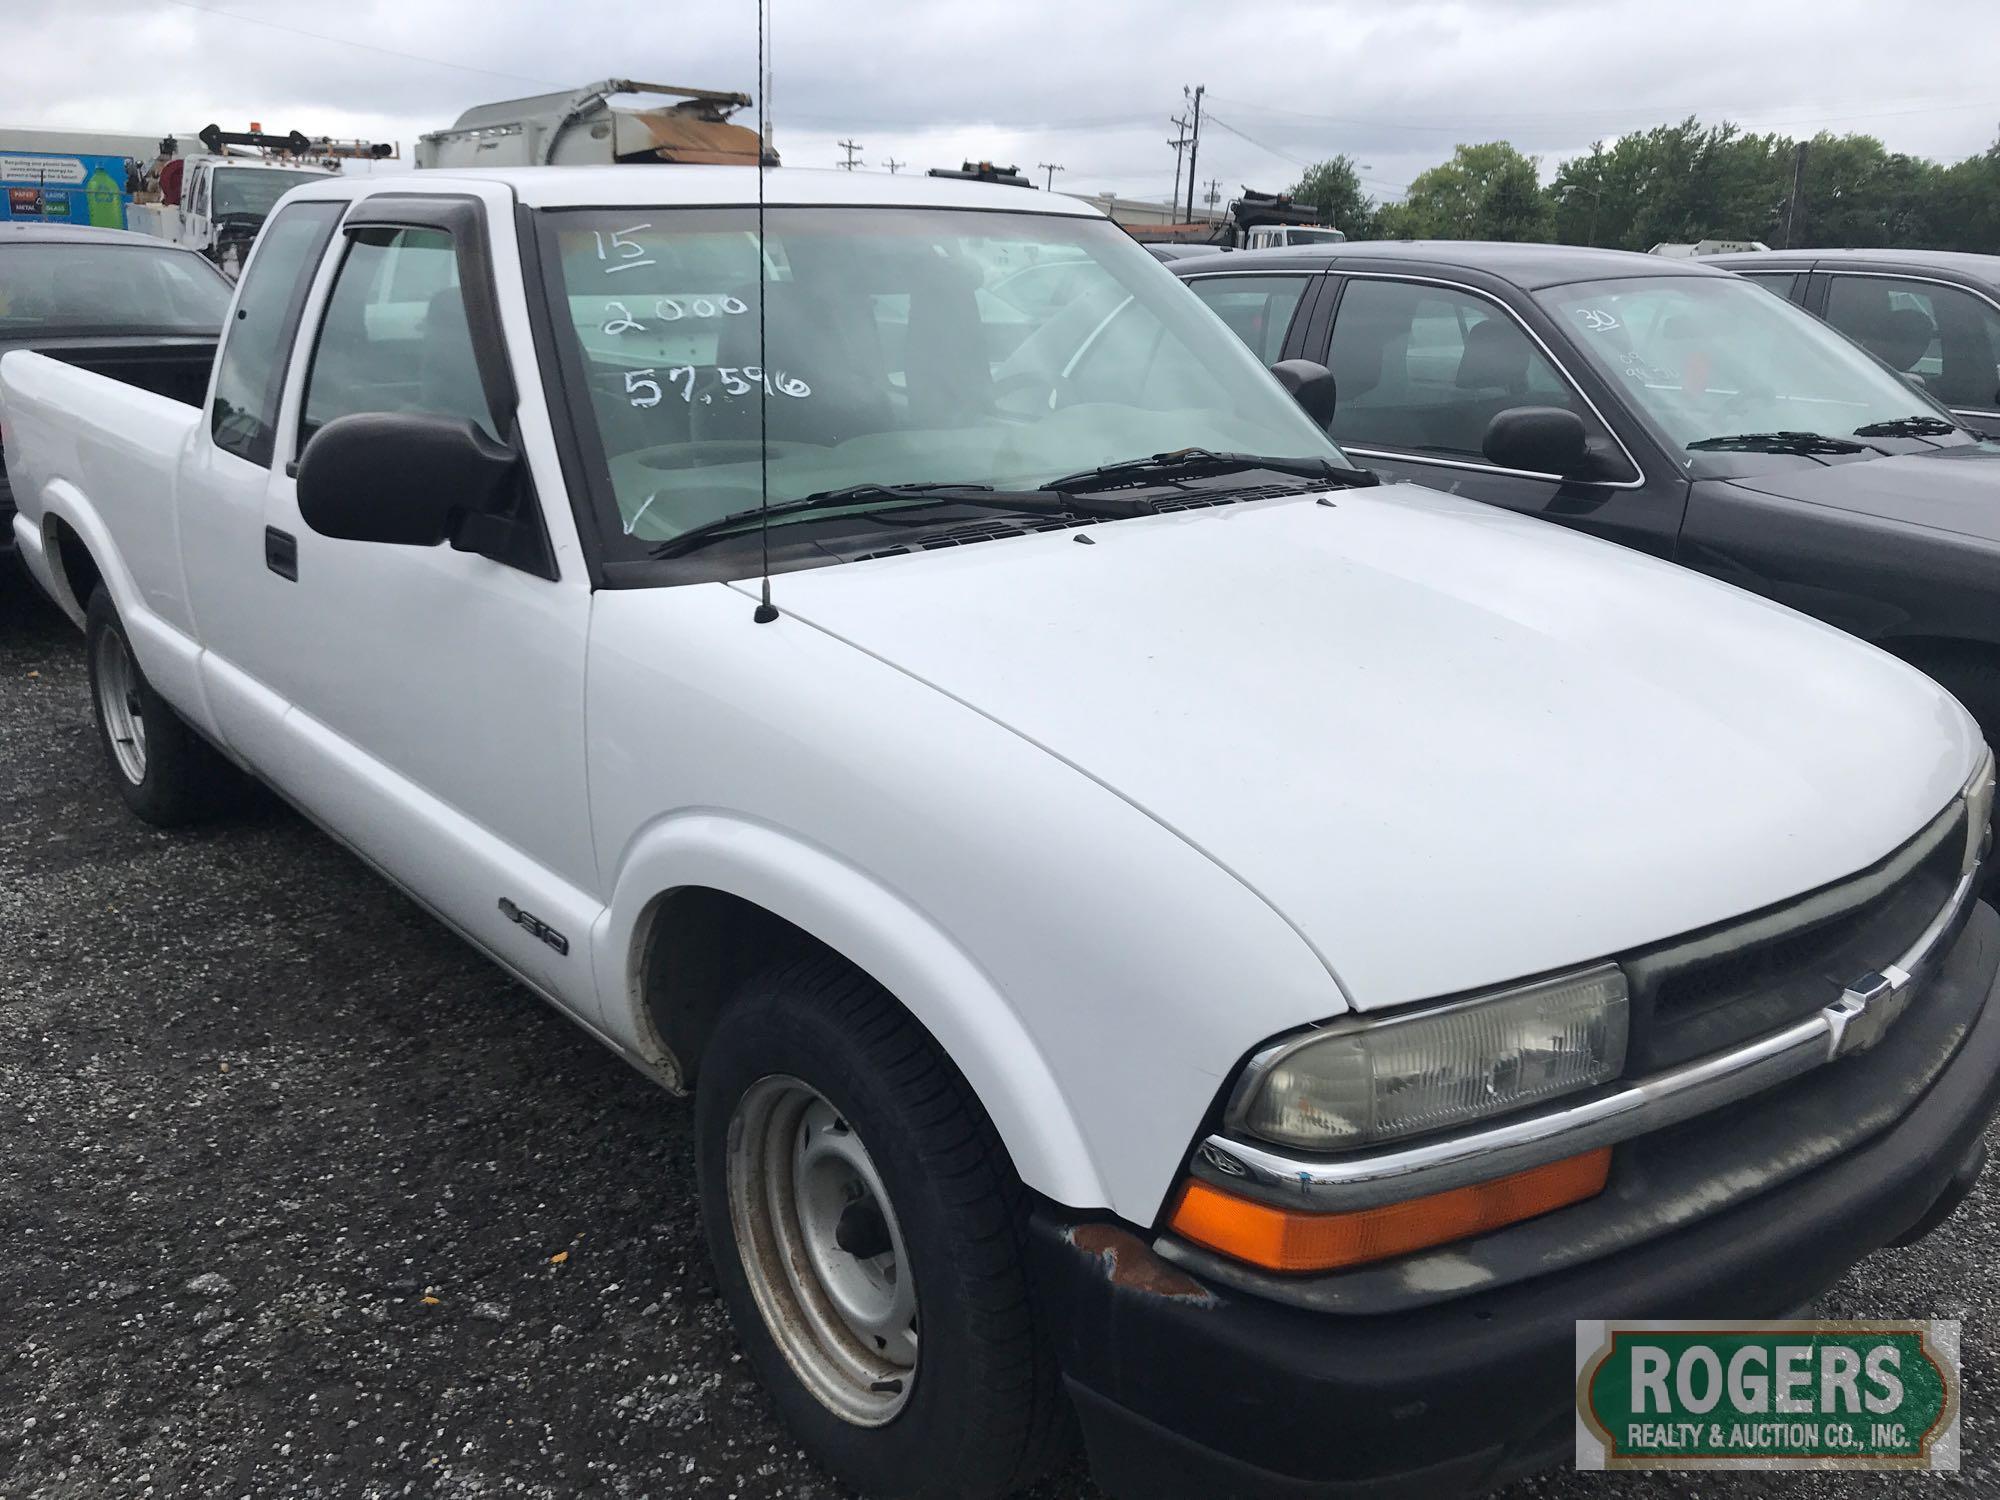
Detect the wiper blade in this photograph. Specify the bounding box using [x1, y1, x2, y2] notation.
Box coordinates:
[649, 482, 1147, 558]
[1686, 430, 1878, 456]
[1852, 415, 1960, 437]
[1042, 448, 1378, 494]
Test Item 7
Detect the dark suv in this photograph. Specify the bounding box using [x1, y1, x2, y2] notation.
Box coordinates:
[1169, 241, 2000, 748]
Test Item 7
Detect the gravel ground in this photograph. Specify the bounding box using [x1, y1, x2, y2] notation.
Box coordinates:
[3, 574, 1996, 1500]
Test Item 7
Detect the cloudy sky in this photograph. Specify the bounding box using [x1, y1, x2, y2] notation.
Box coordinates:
[9, 0, 1999, 210]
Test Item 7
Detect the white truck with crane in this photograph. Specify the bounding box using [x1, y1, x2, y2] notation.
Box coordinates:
[125, 125, 392, 276]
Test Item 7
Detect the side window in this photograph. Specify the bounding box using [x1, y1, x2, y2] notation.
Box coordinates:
[299, 227, 495, 451]
[209, 200, 341, 467]
[1326, 278, 1582, 460]
[1185, 275, 1311, 364]
[1825, 275, 2000, 412]
[1740, 272, 1800, 300]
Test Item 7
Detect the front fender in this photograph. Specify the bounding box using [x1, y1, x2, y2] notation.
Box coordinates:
[594, 808, 1113, 1212]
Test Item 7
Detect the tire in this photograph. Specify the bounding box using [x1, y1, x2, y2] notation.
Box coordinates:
[84, 586, 237, 826]
[695, 953, 1066, 1500]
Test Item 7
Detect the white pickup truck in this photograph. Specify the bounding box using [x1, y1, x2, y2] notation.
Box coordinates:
[3, 167, 1996, 1500]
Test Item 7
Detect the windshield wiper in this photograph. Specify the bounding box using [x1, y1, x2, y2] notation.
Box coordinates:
[1686, 431, 1878, 456]
[649, 482, 1149, 558]
[1851, 414, 1960, 438]
[1042, 448, 1378, 494]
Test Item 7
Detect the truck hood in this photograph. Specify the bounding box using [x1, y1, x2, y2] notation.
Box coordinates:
[1726, 444, 2000, 544]
[751, 485, 1982, 1009]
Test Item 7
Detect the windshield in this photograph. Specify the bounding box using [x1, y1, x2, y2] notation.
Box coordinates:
[1536, 274, 1965, 460]
[538, 205, 1351, 553]
[1286, 228, 1345, 244]
[0, 242, 231, 335]
[210, 168, 327, 223]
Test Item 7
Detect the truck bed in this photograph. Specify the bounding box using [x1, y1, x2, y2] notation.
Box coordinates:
[0, 336, 212, 564]
[0, 348, 205, 617]
[9, 334, 216, 406]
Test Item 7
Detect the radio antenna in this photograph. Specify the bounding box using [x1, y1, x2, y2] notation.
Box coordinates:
[752, 0, 778, 624]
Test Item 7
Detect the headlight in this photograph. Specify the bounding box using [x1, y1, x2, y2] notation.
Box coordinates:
[1965, 748, 1994, 877]
[1230, 964, 1629, 1151]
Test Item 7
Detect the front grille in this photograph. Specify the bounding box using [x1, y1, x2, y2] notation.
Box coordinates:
[1625, 800, 1968, 1070]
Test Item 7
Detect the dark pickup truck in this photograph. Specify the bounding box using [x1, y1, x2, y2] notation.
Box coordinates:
[1171, 241, 2000, 748]
[1, 223, 230, 571]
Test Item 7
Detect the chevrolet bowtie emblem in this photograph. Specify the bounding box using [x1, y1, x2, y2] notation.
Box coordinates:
[1824, 971, 1910, 1059]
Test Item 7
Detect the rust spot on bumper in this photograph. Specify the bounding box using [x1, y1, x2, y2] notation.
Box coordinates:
[1069, 1224, 1217, 1304]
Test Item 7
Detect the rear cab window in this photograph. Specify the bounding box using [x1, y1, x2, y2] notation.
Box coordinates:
[209, 200, 342, 466]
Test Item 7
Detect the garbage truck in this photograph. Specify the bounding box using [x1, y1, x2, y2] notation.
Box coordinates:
[415, 80, 774, 169]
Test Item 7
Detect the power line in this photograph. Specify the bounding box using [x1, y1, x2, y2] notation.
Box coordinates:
[1203, 111, 1411, 197]
[836, 139, 864, 171]
[158, 0, 560, 88]
[1037, 161, 1065, 191]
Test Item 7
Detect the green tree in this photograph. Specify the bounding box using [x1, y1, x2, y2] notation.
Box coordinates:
[1288, 155, 1377, 238]
[1374, 142, 1550, 241]
[1548, 119, 1789, 250]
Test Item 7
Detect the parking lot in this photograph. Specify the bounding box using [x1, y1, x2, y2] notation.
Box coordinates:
[0, 575, 1993, 1499]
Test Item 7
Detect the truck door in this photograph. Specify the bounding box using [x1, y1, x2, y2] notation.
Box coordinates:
[180, 196, 344, 764]
[258, 190, 602, 1012]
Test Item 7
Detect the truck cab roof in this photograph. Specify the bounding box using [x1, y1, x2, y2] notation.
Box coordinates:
[279, 164, 1107, 216]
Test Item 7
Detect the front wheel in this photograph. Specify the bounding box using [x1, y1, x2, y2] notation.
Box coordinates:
[695, 954, 1065, 1499]
[85, 587, 237, 826]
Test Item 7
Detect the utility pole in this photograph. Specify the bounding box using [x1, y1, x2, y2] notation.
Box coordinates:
[880, 157, 906, 174]
[1782, 139, 1809, 249]
[1037, 162, 1065, 192]
[1168, 110, 1192, 223]
[1204, 178, 1221, 214]
[1183, 84, 1205, 226]
[837, 139, 863, 171]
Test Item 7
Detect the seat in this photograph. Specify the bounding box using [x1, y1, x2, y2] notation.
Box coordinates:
[902, 260, 992, 428]
[1836, 284, 1936, 373]
[1454, 317, 1530, 393]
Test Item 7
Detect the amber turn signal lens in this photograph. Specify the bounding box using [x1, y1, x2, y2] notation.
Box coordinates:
[1168, 1148, 1611, 1274]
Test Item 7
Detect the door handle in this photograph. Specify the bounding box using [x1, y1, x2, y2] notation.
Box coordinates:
[265, 526, 298, 581]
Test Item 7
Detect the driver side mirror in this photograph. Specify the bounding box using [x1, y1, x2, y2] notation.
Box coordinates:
[1482, 406, 1621, 482]
[296, 412, 553, 577]
[1270, 359, 1338, 427]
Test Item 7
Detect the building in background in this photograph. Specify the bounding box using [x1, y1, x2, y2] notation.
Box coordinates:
[1073, 191, 1224, 227]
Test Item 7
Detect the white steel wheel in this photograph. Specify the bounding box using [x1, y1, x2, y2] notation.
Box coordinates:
[93, 622, 148, 785]
[726, 1074, 919, 1426]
